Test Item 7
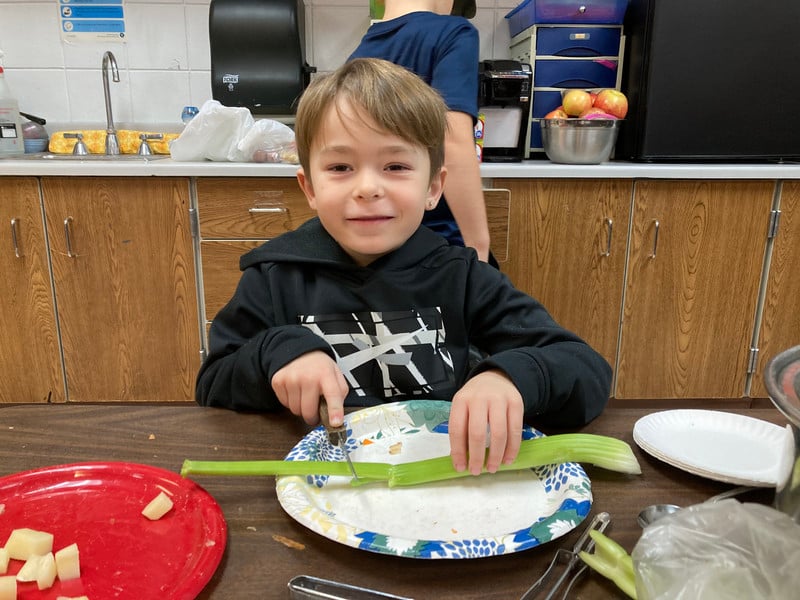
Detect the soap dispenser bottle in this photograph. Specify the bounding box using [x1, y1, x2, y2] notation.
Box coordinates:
[0, 66, 24, 156]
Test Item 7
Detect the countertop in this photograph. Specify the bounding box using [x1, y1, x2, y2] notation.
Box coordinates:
[0, 402, 787, 599]
[2, 156, 800, 179]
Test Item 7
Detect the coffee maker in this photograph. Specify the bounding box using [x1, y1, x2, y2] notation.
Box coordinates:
[477, 60, 532, 162]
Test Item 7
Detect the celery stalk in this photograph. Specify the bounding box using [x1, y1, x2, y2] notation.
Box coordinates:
[181, 433, 640, 488]
[180, 459, 392, 481]
[388, 433, 641, 487]
[579, 529, 637, 599]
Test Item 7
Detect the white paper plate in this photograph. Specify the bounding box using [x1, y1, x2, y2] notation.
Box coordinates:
[633, 409, 788, 486]
[276, 400, 592, 559]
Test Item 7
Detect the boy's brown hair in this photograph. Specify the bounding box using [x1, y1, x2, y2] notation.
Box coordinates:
[295, 58, 447, 183]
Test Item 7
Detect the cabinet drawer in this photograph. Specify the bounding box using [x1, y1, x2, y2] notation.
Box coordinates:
[533, 58, 619, 88]
[536, 26, 622, 57]
[197, 178, 315, 239]
[201, 240, 263, 320]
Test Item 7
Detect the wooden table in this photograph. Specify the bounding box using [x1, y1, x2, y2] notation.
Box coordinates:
[0, 403, 786, 599]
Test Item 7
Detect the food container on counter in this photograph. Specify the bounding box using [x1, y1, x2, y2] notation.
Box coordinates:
[539, 117, 620, 164]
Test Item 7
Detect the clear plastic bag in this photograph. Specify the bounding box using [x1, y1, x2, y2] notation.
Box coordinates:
[632, 499, 800, 599]
[168, 99, 297, 163]
[237, 118, 298, 164]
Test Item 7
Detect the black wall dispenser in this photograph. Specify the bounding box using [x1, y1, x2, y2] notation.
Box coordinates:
[209, 0, 316, 116]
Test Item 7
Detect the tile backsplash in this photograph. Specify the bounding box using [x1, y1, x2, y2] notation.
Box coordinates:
[0, 0, 517, 128]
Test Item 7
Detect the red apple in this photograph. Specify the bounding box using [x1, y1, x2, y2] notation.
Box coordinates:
[561, 90, 593, 117]
[594, 89, 628, 119]
[544, 107, 569, 119]
[579, 107, 616, 119]
[589, 91, 599, 106]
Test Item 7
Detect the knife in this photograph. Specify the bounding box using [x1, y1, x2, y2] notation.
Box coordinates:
[319, 397, 359, 481]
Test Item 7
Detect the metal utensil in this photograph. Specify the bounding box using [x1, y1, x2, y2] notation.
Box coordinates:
[319, 397, 359, 481]
[638, 486, 760, 528]
[288, 575, 412, 599]
[520, 511, 611, 600]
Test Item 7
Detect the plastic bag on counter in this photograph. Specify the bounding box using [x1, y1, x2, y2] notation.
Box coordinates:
[168, 99, 298, 163]
[632, 499, 800, 599]
[237, 118, 298, 164]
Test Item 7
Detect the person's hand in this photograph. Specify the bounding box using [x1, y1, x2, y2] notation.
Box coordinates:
[271, 351, 349, 426]
[448, 370, 524, 476]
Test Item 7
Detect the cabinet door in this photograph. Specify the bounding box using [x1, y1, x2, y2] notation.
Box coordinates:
[494, 178, 631, 368]
[201, 240, 263, 322]
[41, 177, 200, 401]
[751, 180, 800, 398]
[0, 177, 64, 402]
[616, 180, 773, 399]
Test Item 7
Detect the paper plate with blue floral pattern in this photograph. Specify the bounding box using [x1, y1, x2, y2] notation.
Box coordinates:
[276, 400, 591, 559]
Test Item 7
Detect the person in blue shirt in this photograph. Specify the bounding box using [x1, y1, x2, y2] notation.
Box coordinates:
[349, 0, 494, 264]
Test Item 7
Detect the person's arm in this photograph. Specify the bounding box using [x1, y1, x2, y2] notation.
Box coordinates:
[444, 110, 491, 262]
[195, 266, 334, 411]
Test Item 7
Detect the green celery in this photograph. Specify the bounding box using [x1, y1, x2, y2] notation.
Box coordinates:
[579, 529, 637, 599]
[180, 459, 392, 481]
[181, 433, 640, 488]
[388, 433, 641, 487]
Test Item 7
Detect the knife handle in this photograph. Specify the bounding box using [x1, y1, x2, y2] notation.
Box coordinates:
[319, 398, 345, 435]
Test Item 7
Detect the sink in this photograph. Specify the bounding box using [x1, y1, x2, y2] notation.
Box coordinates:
[0, 153, 171, 161]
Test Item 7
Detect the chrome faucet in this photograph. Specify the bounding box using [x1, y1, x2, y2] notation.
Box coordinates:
[102, 51, 120, 155]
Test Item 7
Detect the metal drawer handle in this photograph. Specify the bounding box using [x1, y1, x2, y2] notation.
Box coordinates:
[602, 217, 613, 256]
[64, 216, 76, 258]
[248, 207, 287, 214]
[10, 217, 22, 258]
[649, 219, 660, 259]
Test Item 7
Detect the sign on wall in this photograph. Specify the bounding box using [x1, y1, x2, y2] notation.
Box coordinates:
[59, 0, 127, 43]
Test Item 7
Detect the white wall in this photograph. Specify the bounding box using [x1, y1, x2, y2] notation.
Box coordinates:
[0, 0, 517, 128]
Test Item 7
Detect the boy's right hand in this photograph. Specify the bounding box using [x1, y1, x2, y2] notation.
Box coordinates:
[271, 351, 349, 427]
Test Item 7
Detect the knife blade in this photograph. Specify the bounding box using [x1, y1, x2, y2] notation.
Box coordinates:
[319, 397, 359, 481]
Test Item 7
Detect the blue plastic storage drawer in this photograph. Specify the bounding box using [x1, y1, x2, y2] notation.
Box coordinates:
[529, 90, 564, 149]
[533, 59, 618, 88]
[506, 0, 628, 37]
[536, 26, 622, 57]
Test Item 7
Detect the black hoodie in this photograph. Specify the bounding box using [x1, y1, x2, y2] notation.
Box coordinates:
[196, 218, 611, 428]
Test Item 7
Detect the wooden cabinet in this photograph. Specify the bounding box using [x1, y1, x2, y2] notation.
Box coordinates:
[495, 178, 777, 399]
[615, 180, 774, 398]
[195, 178, 316, 331]
[493, 178, 631, 370]
[0, 176, 200, 402]
[751, 180, 800, 398]
[0, 177, 64, 402]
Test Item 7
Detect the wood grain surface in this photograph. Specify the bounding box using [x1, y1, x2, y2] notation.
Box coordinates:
[0, 403, 786, 599]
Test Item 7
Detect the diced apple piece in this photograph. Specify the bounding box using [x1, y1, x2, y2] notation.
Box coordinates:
[55, 543, 81, 581]
[142, 491, 174, 520]
[16, 553, 44, 582]
[57, 596, 89, 600]
[4, 528, 54, 560]
[37, 552, 57, 590]
[0, 547, 9, 574]
[0, 576, 17, 600]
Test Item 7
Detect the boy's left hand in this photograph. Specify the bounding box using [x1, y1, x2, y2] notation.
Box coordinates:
[448, 370, 524, 476]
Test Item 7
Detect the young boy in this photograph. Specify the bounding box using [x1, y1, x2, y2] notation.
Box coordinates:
[196, 58, 611, 476]
[349, 0, 491, 263]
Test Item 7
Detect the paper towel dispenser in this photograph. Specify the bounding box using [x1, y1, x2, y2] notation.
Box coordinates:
[209, 0, 316, 116]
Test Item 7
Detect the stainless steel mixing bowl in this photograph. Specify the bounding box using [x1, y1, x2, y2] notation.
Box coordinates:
[540, 118, 621, 165]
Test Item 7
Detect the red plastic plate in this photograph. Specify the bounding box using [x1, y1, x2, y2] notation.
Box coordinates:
[0, 462, 226, 599]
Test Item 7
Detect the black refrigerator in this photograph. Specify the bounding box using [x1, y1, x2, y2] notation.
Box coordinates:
[617, 0, 800, 162]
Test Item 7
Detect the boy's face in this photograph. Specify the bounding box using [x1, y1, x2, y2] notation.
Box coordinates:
[297, 99, 445, 267]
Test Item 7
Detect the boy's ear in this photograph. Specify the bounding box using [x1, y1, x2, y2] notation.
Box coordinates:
[296, 167, 317, 209]
[426, 167, 446, 211]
